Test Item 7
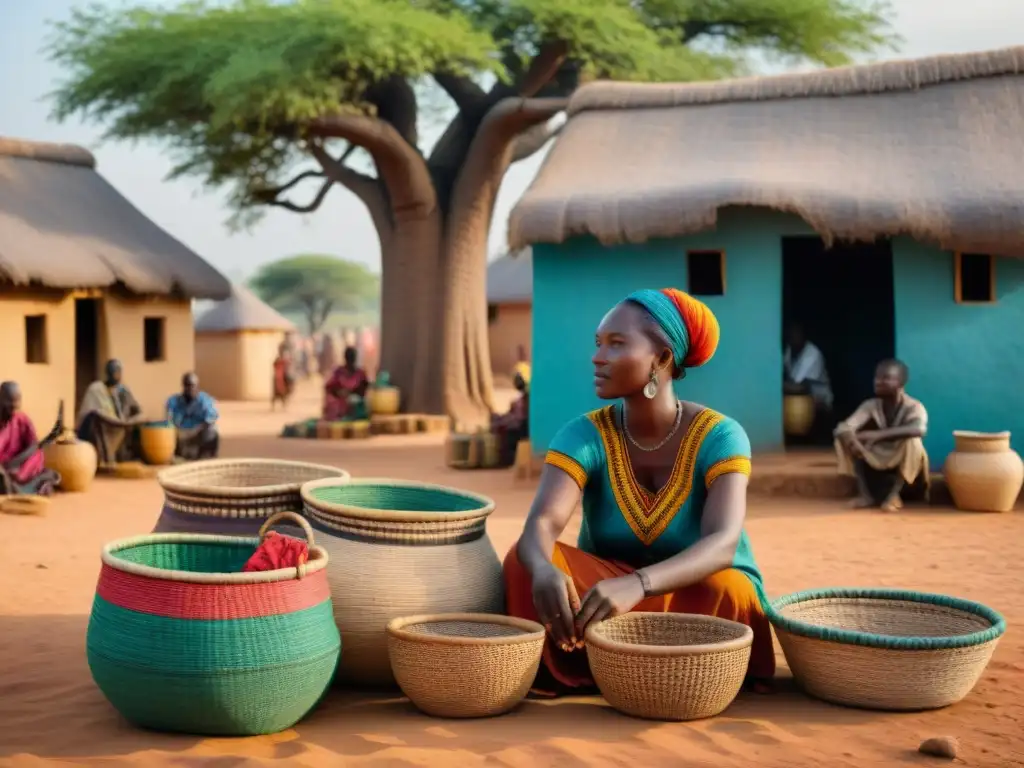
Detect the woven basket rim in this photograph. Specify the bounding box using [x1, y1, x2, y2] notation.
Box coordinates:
[952, 429, 1010, 439]
[584, 612, 753, 656]
[387, 613, 545, 646]
[101, 532, 329, 584]
[158, 459, 349, 498]
[300, 476, 496, 523]
[766, 587, 1007, 650]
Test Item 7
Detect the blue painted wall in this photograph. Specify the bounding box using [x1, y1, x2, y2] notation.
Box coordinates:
[893, 240, 1024, 463]
[530, 208, 1024, 465]
[530, 209, 811, 452]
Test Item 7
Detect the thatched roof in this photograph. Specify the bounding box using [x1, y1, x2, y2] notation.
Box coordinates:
[194, 284, 295, 333]
[0, 137, 231, 298]
[487, 248, 532, 303]
[509, 46, 1024, 257]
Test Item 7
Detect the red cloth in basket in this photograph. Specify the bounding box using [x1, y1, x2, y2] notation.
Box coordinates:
[242, 531, 309, 573]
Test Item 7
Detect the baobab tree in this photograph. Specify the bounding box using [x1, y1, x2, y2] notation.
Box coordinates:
[48, 0, 892, 426]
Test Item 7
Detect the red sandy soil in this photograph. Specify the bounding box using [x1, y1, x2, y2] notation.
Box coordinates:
[1, 383, 1022, 767]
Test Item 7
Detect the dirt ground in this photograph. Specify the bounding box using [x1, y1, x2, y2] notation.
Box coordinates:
[1, 383, 1022, 767]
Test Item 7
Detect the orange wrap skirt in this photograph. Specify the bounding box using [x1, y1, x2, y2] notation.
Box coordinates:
[503, 542, 776, 694]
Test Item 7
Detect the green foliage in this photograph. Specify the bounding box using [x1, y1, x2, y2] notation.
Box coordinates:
[249, 254, 380, 333]
[47, 0, 895, 214]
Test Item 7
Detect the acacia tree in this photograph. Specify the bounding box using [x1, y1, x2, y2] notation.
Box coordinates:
[250, 254, 380, 334]
[48, 0, 892, 426]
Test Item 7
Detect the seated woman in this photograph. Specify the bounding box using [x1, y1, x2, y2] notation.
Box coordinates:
[166, 372, 220, 461]
[76, 359, 144, 467]
[504, 288, 775, 697]
[0, 383, 63, 495]
[834, 358, 929, 513]
[323, 346, 370, 422]
[492, 365, 530, 467]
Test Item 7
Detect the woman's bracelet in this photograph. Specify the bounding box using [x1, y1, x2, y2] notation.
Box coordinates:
[635, 569, 653, 598]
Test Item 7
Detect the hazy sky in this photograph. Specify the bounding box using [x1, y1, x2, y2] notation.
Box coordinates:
[2, 1, 1023, 282]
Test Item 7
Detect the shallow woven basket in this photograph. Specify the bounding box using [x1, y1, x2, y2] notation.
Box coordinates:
[301, 478, 505, 686]
[585, 612, 752, 721]
[157, 459, 348, 519]
[387, 614, 544, 718]
[767, 588, 1006, 711]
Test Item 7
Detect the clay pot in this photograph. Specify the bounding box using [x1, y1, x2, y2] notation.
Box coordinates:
[445, 433, 480, 469]
[479, 433, 500, 468]
[368, 386, 401, 415]
[783, 395, 815, 436]
[43, 435, 98, 493]
[943, 431, 1023, 513]
[140, 422, 177, 466]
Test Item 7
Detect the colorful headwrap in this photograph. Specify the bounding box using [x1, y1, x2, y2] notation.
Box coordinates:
[624, 288, 720, 369]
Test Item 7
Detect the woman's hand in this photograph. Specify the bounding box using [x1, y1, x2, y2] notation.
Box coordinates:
[574, 574, 646, 636]
[531, 564, 580, 650]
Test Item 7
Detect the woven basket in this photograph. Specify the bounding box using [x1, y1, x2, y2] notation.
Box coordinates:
[767, 588, 1006, 711]
[87, 512, 341, 735]
[154, 458, 348, 536]
[387, 614, 544, 718]
[585, 612, 752, 721]
[301, 477, 505, 686]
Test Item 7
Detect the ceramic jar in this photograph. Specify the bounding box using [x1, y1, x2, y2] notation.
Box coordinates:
[139, 422, 177, 465]
[943, 431, 1023, 513]
[43, 433, 98, 492]
[783, 394, 815, 436]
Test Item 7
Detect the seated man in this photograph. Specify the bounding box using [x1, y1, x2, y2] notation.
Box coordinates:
[834, 358, 929, 513]
[77, 359, 144, 467]
[166, 372, 220, 461]
[0, 383, 62, 495]
[492, 364, 530, 467]
[783, 323, 833, 439]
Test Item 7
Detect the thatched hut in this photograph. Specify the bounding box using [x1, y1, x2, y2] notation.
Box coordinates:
[509, 46, 1024, 462]
[487, 248, 532, 378]
[194, 285, 295, 401]
[0, 137, 230, 431]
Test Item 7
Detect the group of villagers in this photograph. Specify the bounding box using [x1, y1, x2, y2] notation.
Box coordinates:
[0, 359, 221, 496]
[503, 287, 931, 695]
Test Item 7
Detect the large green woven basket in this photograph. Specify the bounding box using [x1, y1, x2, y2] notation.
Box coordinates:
[766, 587, 1006, 711]
[87, 512, 341, 735]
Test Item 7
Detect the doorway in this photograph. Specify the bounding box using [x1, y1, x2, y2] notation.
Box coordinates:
[75, 298, 101, 414]
[781, 237, 896, 446]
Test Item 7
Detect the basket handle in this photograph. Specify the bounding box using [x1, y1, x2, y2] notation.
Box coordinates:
[258, 511, 316, 546]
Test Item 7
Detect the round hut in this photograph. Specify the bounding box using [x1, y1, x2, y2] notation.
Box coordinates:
[194, 285, 295, 401]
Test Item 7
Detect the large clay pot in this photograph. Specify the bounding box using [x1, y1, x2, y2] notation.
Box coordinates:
[783, 394, 815, 436]
[139, 422, 177, 466]
[368, 386, 401, 415]
[300, 477, 505, 687]
[43, 433, 98, 493]
[944, 431, 1023, 513]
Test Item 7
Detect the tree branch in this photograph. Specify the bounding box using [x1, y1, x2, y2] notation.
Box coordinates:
[264, 178, 335, 213]
[511, 119, 563, 163]
[517, 41, 569, 97]
[307, 113, 437, 228]
[434, 72, 487, 112]
[366, 76, 419, 148]
[251, 169, 325, 202]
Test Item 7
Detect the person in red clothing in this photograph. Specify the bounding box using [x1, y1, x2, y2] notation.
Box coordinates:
[0, 382, 63, 495]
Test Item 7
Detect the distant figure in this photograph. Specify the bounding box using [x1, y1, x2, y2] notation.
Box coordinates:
[271, 344, 295, 411]
[834, 359, 929, 513]
[492, 365, 530, 467]
[77, 359, 144, 466]
[323, 346, 370, 422]
[166, 373, 220, 461]
[298, 338, 312, 379]
[0, 383, 62, 495]
[318, 333, 338, 378]
[783, 324, 833, 409]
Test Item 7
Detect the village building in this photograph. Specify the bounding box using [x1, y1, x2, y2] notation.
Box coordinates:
[508, 46, 1024, 463]
[0, 138, 231, 430]
[487, 248, 532, 379]
[194, 284, 295, 401]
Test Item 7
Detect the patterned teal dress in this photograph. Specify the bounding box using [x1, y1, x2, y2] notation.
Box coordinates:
[544, 404, 763, 588]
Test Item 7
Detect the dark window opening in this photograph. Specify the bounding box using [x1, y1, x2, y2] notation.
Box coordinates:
[25, 315, 48, 364]
[687, 250, 725, 296]
[487, 304, 499, 324]
[956, 252, 995, 303]
[144, 317, 166, 362]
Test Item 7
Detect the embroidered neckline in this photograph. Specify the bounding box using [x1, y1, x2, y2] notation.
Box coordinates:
[589, 405, 722, 546]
